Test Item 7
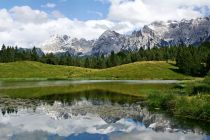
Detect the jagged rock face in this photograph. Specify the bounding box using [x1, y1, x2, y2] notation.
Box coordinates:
[71, 38, 95, 55]
[41, 35, 94, 55]
[122, 26, 161, 51]
[162, 17, 210, 46]
[123, 17, 210, 51]
[145, 17, 210, 47]
[91, 30, 126, 56]
[40, 16, 210, 56]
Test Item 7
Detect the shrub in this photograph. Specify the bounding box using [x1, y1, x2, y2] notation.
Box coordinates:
[190, 84, 210, 95]
[147, 92, 176, 110]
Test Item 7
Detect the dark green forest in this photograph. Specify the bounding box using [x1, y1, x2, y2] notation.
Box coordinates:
[0, 42, 210, 76]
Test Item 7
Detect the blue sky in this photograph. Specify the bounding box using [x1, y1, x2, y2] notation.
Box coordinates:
[0, 0, 110, 20]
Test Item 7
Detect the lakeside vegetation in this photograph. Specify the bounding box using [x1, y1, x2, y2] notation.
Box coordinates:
[147, 74, 210, 122]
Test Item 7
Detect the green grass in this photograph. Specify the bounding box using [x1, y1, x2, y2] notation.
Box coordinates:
[204, 72, 210, 84]
[147, 77, 210, 122]
[0, 61, 94, 79]
[0, 61, 193, 80]
[147, 92, 210, 121]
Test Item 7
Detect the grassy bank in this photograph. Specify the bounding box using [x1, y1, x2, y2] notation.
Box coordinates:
[0, 61, 193, 80]
[147, 74, 210, 122]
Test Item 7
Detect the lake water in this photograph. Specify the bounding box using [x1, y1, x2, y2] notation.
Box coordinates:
[0, 80, 209, 140]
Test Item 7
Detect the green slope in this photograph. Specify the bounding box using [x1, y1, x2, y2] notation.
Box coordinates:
[0, 61, 193, 80]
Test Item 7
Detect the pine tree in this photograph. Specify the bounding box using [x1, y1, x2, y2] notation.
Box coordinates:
[110, 51, 117, 67]
[0, 44, 7, 62]
[207, 54, 210, 72]
[31, 47, 39, 61]
[84, 57, 90, 68]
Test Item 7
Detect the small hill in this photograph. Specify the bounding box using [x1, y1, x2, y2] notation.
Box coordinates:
[0, 61, 193, 80]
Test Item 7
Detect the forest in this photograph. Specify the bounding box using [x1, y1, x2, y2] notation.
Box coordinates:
[0, 42, 210, 77]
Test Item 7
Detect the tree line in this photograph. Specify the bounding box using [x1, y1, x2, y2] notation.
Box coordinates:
[0, 43, 210, 76]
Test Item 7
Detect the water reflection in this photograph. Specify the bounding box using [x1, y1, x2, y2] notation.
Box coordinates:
[0, 80, 179, 89]
[0, 90, 209, 140]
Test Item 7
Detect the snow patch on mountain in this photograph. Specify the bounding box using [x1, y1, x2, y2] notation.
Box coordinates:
[41, 34, 94, 55]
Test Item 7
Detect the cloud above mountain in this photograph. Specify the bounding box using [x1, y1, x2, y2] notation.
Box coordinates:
[108, 0, 210, 24]
[0, 0, 209, 48]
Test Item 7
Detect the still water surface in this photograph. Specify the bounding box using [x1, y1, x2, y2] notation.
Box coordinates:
[0, 81, 209, 140]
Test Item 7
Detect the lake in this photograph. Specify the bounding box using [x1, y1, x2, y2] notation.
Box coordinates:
[0, 80, 209, 140]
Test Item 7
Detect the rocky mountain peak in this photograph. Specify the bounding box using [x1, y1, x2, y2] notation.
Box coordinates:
[63, 35, 70, 41]
[92, 30, 125, 56]
[131, 30, 142, 37]
[99, 30, 121, 38]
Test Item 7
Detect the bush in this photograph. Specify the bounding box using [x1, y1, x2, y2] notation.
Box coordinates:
[147, 92, 176, 110]
[175, 96, 210, 120]
[204, 72, 210, 84]
[147, 92, 210, 121]
[190, 84, 210, 95]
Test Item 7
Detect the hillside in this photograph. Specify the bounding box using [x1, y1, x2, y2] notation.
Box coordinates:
[0, 61, 193, 80]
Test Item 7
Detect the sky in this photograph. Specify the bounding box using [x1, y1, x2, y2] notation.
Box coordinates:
[0, 0, 210, 48]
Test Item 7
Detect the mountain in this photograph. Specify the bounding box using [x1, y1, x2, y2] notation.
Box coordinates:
[40, 16, 210, 56]
[91, 30, 126, 56]
[122, 17, 210, 51]
[41, 35, 94, 55]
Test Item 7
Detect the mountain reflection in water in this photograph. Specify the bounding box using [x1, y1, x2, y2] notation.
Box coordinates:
[0, 90, 209, 140]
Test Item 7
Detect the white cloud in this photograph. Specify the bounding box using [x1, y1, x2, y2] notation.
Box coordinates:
[41, 3, 56, 8]
[10, 6, 48, 23]
[51, 10, 65, 19]
[107, 0, 210, 24]
[0, 9, 13, 31]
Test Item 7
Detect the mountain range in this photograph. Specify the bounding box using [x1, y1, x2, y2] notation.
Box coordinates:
[40, 16, 210, 56]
